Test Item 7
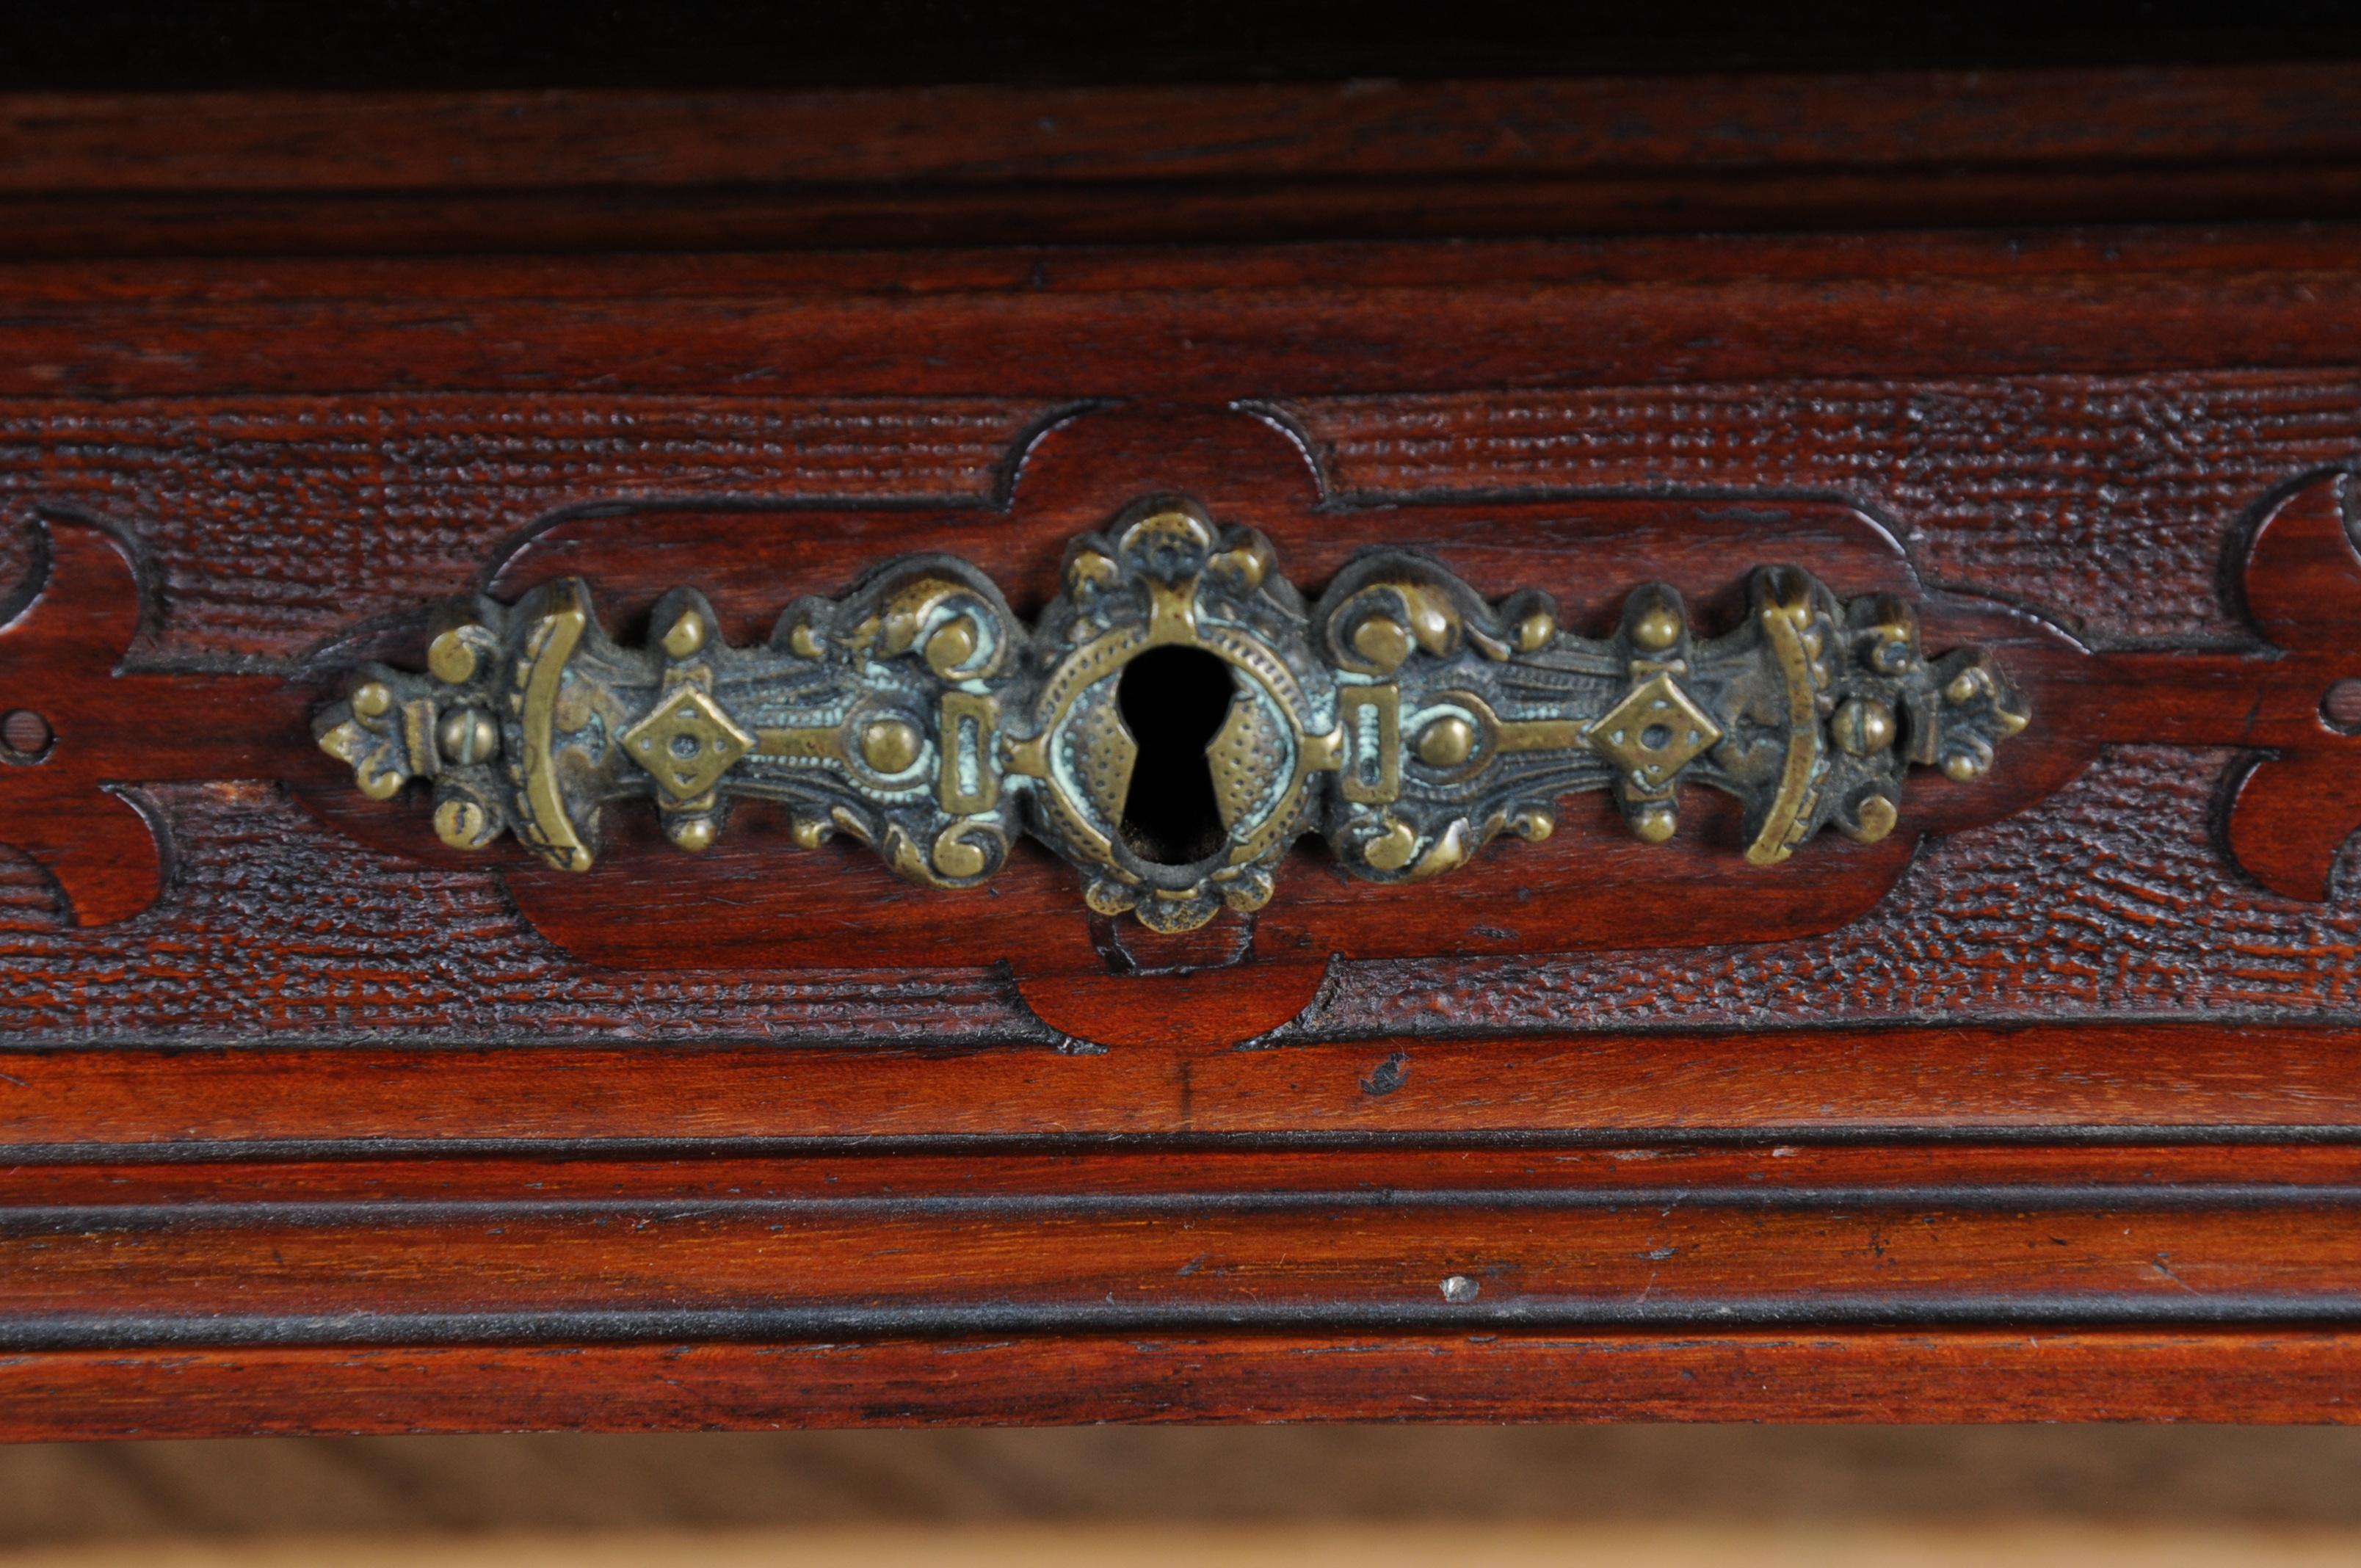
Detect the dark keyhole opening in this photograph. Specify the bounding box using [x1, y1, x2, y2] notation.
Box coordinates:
[1117, 645, 1238, 867]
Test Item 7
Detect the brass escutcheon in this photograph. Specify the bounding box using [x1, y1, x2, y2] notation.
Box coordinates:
[317, 498, 2029, 929]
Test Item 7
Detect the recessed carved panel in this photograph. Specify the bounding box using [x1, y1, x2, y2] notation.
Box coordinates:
[0, 403, 2354, 1047]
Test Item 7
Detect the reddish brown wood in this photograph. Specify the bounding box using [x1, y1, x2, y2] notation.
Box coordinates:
[1, 236, 2357, 401]
[3, 1332, 2357, 1438]
[2225, 472, 2361, 899]
[8, 399, 2354, 1047]
[19, 1142, 2361, 1207]
[1290, 369, 2361, 647]
[0, 523, 311, 923]
[18, 72, 2361, 194]
[0, 1248, 2340, 1356]
[2, 75, 2360, 1433]
[7, 1027, 2360, 1149]
[4, 1182, 2354, 1332]
[431, 402, 2083, 1016]
[5, 68, 2361, 255]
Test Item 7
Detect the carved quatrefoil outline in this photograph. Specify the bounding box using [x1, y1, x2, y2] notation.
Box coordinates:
[316, 494, 2031, 931]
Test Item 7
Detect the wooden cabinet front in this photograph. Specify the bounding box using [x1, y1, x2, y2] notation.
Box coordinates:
[3, 69, 2360, 1433]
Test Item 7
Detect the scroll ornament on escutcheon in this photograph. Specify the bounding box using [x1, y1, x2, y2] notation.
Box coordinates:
[316, 498, 2031, 931]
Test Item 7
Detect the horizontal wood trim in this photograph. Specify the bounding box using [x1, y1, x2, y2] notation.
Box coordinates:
[15, 1143, 2361, 1202]
[10, 168, 2361, 258]
[4, 70, 2360, 253]
[15, 71, 2361, 192]
[4, 231, 2357, 398]
[7, 1028, 2360, 1151]
[3, 1195, 2357, 1342]
[3, 1331, 2357, 1434]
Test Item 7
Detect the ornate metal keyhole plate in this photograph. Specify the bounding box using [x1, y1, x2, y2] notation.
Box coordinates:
[319, 495, 2029, 930]
[1012, 501, 1337, 929]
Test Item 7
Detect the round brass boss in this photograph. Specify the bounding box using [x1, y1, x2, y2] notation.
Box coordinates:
[860, 717, 924, 774]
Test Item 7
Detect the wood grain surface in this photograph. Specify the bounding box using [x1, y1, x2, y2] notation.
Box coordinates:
[8, 1332, 2361, 1437]
[4, 67, 2360, 253]
[1, 68, 2360, 1431]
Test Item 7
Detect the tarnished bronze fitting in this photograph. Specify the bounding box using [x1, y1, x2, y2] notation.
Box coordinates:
[316, 496, 2030, 926]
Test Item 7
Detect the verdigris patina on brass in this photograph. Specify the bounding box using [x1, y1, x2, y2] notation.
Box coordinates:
[319, 496, 2029, 929]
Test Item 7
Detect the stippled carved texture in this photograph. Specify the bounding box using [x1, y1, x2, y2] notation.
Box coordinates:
[0, 398, 1051, 670]
[2, 382, 2357, 1044]
[4, 376, 2354, 673]
[1291, 371, 2361, 645]
[1301, 746, 2361, 1038]
[0, 518, 35, 617]
[0, 783, 1044, 1045]
[0, 752, 2354, 1044]
[0, 847, 65, 934]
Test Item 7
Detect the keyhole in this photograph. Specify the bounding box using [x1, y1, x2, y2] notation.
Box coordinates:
[1117, 646, 1238, 867]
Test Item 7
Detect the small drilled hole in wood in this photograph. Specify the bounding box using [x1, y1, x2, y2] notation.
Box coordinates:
[2324, 679, 2361, 735]
[0, 708, 51, 763]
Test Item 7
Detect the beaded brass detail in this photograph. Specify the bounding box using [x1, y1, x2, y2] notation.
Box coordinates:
[316, 496, 2029, 927]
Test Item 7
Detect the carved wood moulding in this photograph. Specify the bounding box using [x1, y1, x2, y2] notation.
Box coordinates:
[1, 404, 2354, 1046]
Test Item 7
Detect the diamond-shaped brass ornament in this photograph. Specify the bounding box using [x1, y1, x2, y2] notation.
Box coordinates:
[320, 514, 2030, 921]
[1585, 672, 1723, 789]
[621, 684, 757, 799]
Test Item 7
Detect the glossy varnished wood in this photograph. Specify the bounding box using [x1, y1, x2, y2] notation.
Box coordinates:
[8, 1333, 2361, 1438]
[7, 1028, 2361, 1148]
[4, 68, 2360, 254]
[2, 68, 2360, 1431]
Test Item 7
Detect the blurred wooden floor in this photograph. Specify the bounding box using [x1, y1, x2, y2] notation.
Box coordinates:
[2, 1427, 2360, 1559]
[10, 1524, 2361, 1567]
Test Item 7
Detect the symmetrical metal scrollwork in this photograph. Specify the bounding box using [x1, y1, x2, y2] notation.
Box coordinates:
[319, 497, 2028, 929]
